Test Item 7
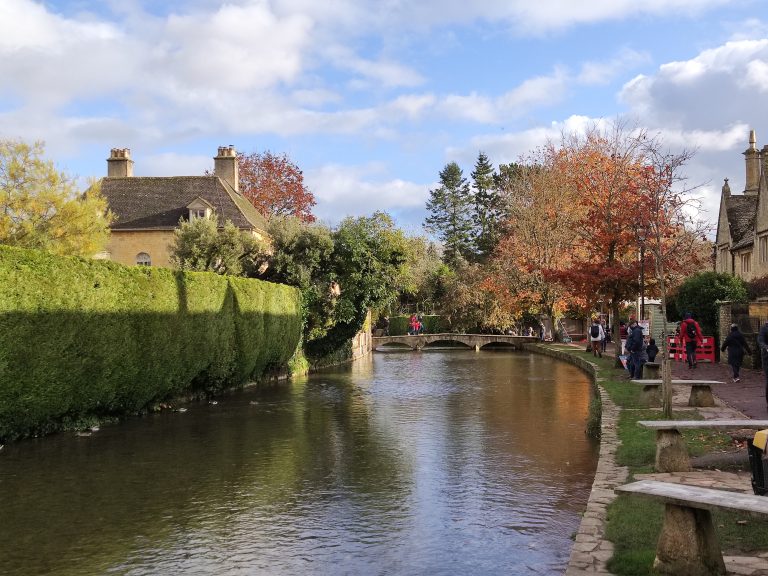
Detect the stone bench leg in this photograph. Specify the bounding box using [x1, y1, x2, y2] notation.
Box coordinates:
[641, 384, 661, 407]
[688, 385, 715, 408]
[654, 503, 726, 575]
[655, 429, 691, 472]
[643, 362, 661, 379]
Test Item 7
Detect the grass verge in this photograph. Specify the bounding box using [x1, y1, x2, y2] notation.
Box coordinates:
[551, 344, 768, 575]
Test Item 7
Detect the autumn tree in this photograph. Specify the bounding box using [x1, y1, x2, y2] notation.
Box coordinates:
[549, 121, 650, 359]
[485, 153, 585, 335]
[437, 260, 518, 332]
[237, 150, 316, 222]
[0, 139, 112, 256]
[424, 161, 475, 267]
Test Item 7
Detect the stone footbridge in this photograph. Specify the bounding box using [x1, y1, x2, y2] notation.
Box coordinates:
[372, 333, 538, 351]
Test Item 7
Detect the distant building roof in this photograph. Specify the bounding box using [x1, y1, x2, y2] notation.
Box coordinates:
[102, 175, 267, 233]
[726, 194, 758, 250]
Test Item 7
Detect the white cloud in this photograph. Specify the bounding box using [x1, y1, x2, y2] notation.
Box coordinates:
[745, 59, 768, 91]
[306, 164, 431, 223]
[577, 49, 651, 85]
[160, 4, 313, 92]
[620, 39, 768, 130]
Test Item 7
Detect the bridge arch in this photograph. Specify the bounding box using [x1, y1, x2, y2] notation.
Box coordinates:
[372, 333, 538, 351]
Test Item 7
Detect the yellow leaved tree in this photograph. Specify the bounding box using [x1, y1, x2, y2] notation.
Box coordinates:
[0, 139, 112, 257]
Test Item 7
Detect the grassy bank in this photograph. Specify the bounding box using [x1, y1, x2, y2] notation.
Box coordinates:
[548, 344, 768, 575]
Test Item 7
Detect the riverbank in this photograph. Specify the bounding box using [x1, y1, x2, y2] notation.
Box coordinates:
[526, 343, 768, 576]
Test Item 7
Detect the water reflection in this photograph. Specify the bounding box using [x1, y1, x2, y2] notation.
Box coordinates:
[0, 350, 597, 575]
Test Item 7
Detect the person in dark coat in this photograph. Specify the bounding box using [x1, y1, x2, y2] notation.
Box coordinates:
[646, 338, 659, 363]
[626, 320, 647, 379]
[722, 324, 752, 382]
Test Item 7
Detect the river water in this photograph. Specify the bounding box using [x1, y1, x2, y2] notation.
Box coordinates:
[0, 349, 598, 576]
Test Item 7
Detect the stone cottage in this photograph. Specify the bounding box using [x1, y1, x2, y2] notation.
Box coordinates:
[98, 146, 268, 268]
[715, 130, 768, 281]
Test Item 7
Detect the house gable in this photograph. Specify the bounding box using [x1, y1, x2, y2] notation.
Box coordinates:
[97, 146, 269, 268]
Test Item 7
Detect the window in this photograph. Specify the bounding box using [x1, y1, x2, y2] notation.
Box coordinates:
[760, 236, 768, 263]
[740, 252, 751, 275]
[136, 252, 152, 266]
[191, 208, 207, 220]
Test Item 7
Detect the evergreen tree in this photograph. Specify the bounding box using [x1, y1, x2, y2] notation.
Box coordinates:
[424, 162, 474, 267]
[471, 151, 502, 260]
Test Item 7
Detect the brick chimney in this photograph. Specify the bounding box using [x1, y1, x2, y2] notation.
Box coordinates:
[214, 145, 239, 192]
[744, 129, 759, 195]
[107, 148, 134, 177]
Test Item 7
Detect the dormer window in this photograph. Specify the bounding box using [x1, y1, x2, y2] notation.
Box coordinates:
[186, 197, 215, 222]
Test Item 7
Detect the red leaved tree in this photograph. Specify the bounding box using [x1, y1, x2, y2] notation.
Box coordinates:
[547, 121, 649, 359]
[238, 151, 316, 222]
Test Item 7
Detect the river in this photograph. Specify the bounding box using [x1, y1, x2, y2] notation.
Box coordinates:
[0, 349, 598, 575]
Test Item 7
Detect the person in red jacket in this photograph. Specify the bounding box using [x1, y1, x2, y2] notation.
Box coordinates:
[680, 312, 703, 369]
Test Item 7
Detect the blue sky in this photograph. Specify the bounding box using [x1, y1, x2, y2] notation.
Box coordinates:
[2, 0, 767, 235]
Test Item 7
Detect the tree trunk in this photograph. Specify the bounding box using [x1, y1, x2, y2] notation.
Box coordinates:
[612, 299, 623, 368]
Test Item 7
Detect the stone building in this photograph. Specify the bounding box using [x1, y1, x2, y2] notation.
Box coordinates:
[714, 130, 768, 280]
[98, 146, 268, 268]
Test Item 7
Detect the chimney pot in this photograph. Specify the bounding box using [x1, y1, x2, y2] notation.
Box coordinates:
[214, 145, 239, 192]
[107, 147, 134, 177]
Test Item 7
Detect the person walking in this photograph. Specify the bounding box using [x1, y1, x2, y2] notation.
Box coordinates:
[626, 319, 648, 379]
[756, 320, 768, 406]
[619, 321, 628, 355]
[588, 318, 605, 358]
[680, 312, 703, 369]
[600, 319, 608, 353]
[721, 323, 752, 382]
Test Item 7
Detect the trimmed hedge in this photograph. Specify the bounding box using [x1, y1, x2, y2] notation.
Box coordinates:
[0, 245, 302, 441]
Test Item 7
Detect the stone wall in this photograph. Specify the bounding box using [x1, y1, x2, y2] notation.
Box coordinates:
[106, 230, 176, 268]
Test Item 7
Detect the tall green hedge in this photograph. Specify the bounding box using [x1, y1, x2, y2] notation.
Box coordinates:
[0, 245, 302, 441]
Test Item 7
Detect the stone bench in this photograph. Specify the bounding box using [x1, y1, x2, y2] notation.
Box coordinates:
[630, 379, 723, 408]
[642, 361, 660, 379]
[616, 479, 768, 575]
[638, 419, 768, 472]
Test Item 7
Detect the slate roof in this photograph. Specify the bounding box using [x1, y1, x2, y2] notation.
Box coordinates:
[101, 176, 267, 233]
[726, 194, 758, 251]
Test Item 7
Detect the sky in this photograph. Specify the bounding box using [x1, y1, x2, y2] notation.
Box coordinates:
[2, 0, 768, 236]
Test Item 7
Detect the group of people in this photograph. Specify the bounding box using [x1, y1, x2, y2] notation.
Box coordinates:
[587, 317, 660, 379]
[599, 312, 752, 385]
[408, 314, 426, 335]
